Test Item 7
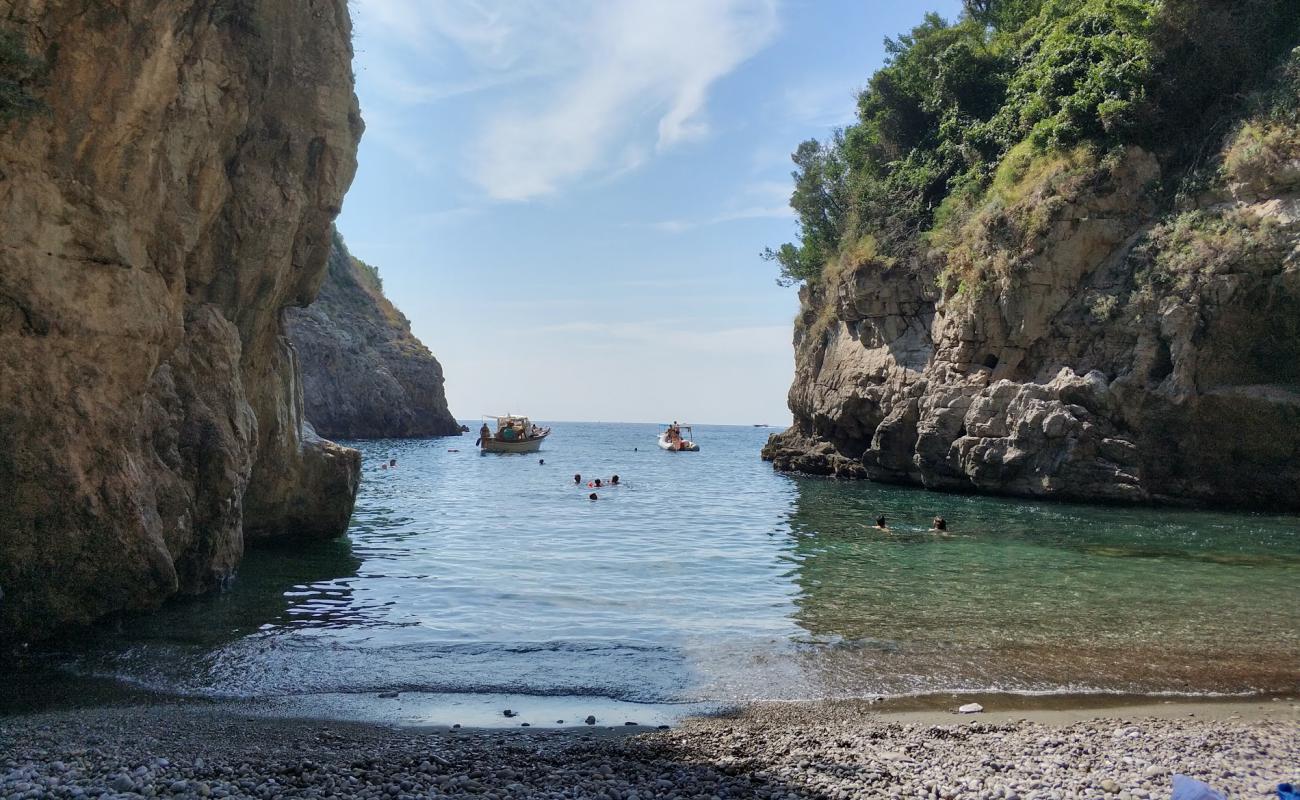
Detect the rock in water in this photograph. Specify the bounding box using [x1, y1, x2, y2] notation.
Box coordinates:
[762, 145, 1300, 510]
[0, 1, 363, 641]
[286, 230, 461, 439]
[958, 703, 984, 714]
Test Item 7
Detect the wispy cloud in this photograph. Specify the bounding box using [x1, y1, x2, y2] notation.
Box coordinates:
[646, 206, 792, 234]
[463, 1, 779, 200]
[638, 179, 793, 232]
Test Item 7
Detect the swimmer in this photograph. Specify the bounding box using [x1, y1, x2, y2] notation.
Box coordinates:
[874, 516, 888, 531]
[593, 478, 603, 488]
[574, 473, 582, 484]
[610, 475, 620, 486]
[389, 459, 397, 467]
[930, 516, 947, 532]
[539, 458, 545, 465]
[588, 493, 598, 501]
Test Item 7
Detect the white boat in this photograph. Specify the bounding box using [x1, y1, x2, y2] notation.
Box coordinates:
[657, 423, 699, 452]
[477, 415, 550, 453]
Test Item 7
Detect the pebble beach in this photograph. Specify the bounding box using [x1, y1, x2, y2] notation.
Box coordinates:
[3, 700, 1296, 800]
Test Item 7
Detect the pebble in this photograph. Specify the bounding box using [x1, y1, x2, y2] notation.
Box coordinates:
[1, 705, 1293, 800]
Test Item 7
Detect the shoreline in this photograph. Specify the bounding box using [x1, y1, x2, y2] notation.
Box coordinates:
[3, 697, 1296, 799]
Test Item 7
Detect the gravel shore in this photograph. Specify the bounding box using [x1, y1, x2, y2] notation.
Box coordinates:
[2, 701, 1296, 799]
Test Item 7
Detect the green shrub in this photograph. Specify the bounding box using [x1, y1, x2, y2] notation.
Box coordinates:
[764, 0, 1300, 288]
[1132, 209, 1291, 296]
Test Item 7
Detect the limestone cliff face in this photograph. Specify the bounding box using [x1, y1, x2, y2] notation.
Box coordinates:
[286, 230, 460, 439]
[764, 141, 1300, 509]
[0, 1, 363, 640]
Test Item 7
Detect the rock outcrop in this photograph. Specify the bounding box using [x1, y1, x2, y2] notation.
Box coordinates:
[285, 230, 460, 439]
[0, 1, 363, 641]
[764, 141, 1300, 509]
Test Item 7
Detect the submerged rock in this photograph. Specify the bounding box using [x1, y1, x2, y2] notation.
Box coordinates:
[0, 0, 363, 641]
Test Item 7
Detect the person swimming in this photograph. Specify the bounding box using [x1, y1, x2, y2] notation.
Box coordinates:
[931, 516, 947, 532]
[539, 458, 545, 465]
[574, 474, 582, 484]
[592, 478, 603, 488]
[588, 493, 598, 501]
[874, 516, 888, 530]
[389, 458, 397, 467]
[610, 475, 620, 485]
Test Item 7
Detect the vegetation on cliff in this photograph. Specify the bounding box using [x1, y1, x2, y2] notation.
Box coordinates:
[765, 0, 1300, 288]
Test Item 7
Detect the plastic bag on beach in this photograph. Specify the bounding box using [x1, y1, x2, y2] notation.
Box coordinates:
[1171, 775, 1226, 800]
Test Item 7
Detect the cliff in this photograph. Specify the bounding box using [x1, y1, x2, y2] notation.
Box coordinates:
[762, 7, 1300, 509]
[0, 1, 363, 641]
[763, 145, 1300, 507]
[285, 230, 460, 439]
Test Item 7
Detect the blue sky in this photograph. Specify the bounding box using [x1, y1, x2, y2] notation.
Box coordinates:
[337, 0, 963, 424]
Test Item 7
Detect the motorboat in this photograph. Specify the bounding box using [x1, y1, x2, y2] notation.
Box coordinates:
[477, 415, 550, 453]
[657, 422, 699, 452]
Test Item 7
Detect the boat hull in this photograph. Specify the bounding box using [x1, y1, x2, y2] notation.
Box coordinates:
[481, 434, 547, 453]
[657, 433, 699, 452]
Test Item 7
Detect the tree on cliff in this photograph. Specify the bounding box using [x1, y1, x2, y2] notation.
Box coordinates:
[765, 0, 1300, 287]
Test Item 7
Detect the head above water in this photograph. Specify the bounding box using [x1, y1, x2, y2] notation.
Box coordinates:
[588, 493, 598, 501]
[594, 478, 602, 487]
[933, 517, 947, 531]
[611, 475, 620, 485]
[574, 474, 581, 483]
[539, 458, 545, 465]
[876, 516, 887, 528]
[389, 459, 396, 467]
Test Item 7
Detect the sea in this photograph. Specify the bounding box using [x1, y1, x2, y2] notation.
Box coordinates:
[10, 423, 1299, 726]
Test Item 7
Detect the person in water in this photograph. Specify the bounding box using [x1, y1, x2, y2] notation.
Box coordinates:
[539, 458, 545, 465]
[588, 493, 598, 501]
[931, 516, 947, 532]
[610, 475, 620, 486]
[389, 458, 397, 467]
[574, 473, 582, 484]
[592, 478, 603, 488]
[874, 516, 888, 530]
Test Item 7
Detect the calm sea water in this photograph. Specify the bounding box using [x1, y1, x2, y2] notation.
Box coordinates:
[31, 423, 1300, 721]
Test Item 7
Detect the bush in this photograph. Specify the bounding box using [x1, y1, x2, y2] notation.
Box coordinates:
[764, 0, 1300, 287]
[1132, 209, 1290, 295]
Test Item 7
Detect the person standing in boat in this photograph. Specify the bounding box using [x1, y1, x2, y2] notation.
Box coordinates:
[476, 422, 491, 446]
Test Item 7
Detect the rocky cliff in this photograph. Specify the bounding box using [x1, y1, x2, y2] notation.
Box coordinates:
[0, 1, 363, 641]
[285, 230, 460, 439]
[764, 134, 1300, 508]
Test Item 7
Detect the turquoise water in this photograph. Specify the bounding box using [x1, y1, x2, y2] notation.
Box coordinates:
[37, 423, 1300, 717]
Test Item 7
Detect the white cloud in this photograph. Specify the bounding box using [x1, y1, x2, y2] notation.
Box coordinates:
[465, 0, 779, 200]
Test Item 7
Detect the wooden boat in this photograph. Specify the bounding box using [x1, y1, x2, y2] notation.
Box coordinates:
[657, 423, 699, 452]
[478, 415, 550, 453]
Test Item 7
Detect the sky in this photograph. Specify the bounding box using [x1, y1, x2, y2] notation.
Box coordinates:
[337, 0, 964, 425]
